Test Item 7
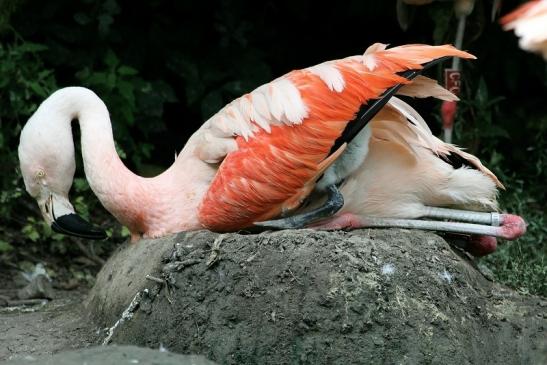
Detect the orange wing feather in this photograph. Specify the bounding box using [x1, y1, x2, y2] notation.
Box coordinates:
[198, 44, 474, 231]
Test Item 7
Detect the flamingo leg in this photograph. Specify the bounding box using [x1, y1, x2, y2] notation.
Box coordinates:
[421, 207, 502, 225]
[309, 213, 526, 241]
[254, 184, 344, 229]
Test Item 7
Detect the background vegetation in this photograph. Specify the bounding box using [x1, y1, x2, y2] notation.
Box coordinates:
[0, 0, 545, 295]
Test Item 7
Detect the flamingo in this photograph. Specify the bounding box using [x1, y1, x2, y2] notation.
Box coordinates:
[500, 0, 547, 60]
[18, 43, 525, 251]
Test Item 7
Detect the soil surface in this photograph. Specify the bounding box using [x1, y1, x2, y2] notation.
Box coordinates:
[0, 286, 100, 362]
[1, 229, 546, 364]
[2, 345, 217, 365]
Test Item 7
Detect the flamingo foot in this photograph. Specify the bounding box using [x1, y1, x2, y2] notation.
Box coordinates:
[308, 212, 363, 230]
[467, 235, 498, 257]
[499, 214, 527, 240]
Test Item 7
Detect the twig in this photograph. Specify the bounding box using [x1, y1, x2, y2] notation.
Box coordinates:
[206, 234, 226, 267]
[0, 261, 20, 270]
[164, 286, 174, 305]
[74, 239, 106, 266]
[145, 275, 165, 284]
[5, 299, 48, 307]
[102, 289, 147, 345]
[163, 259, 201, 273]
[288, 269, 302, 285]
[145, 275, 174, 304]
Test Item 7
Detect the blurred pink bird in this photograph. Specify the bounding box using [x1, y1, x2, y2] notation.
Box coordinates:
[501, 0, 547, 60]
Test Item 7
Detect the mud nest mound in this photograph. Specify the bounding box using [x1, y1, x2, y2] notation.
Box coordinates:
[85, 229, 546, 365]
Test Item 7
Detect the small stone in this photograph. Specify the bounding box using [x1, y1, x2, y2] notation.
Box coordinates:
[341, 323, 353, 333]
[17, 274, 54, 300]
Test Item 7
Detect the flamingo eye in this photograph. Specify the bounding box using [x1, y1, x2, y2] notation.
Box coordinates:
[36, 170, 45, 178]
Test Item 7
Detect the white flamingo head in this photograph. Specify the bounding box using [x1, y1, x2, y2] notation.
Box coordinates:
[18, 89, 106, 240]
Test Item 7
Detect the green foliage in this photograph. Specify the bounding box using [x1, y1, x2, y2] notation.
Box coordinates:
[478, 130, 547, 296]
[75, 49, 176, 168]
[0, 2, 177, 258]
[0, 40, 58, 226]
[418, 1, 547, 296]
[0, 239, 13, 253]
[455, 78, 508, 153]
[0, 0, 20, 33]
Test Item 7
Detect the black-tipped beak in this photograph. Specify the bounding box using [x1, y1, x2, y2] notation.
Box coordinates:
[51, 213, 107, 240]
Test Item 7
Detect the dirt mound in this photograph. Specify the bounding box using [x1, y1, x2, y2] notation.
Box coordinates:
[86, 229, 547, 365]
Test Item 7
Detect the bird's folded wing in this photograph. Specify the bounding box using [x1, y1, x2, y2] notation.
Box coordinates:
[196, 44, 475, 231]
[382, 97, 503, 189]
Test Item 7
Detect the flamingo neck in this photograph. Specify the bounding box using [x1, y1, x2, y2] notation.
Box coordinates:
[43, 87, 210, 237]
[44, 88, 137, 204]
[73, 91, 136, 199]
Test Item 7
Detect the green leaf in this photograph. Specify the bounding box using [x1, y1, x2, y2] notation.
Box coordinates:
[139, 143, 153, 159]
[0, 240, 13, 253]
[74, 178, 90, 192]
[98, 14, 114, 34]
[22, 224, 40, 242]
[106, 72, 117, 89]
[429, 4, 452, 44]
[481, 125, 510, 139]
[104, 50, 119, 69]
[28, 81, 46, 97]
[74, 12, 92, 25]
[117, 79, 135, 106]
[119, 106, 134, 125]
[121, 226, 130, 238]
[118, 65, 138, 76]
[75, 67, 91, 80]
[17, 42, 48, 53]
[37, 70, 53, 80]
[486, 96, 505, 108]
[74, 196, 90, 220]
[115, 141, 127, 159]
[86, 71, 108, 86]
[102, 0, 121, 15]
[476, 78, 489, 106]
